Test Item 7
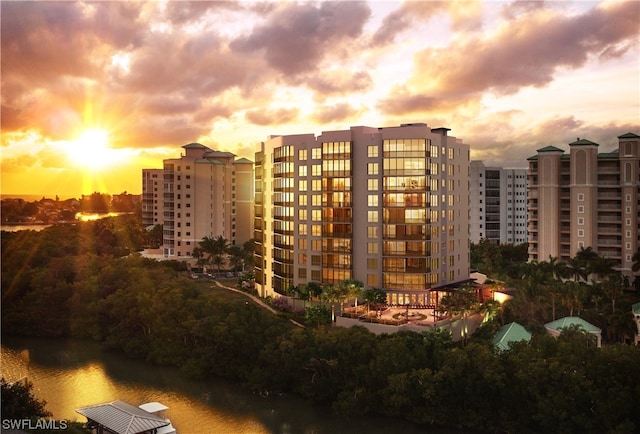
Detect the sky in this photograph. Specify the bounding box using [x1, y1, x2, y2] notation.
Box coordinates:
[1, 0, 639, 198]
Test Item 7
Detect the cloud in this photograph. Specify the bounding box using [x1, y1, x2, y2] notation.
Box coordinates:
[310, 103, 364, 124]
[305, 70, 373, 100]
[370, 1, 482, 47]
[245, 107, 300, 126]
[381, 1, 639, 116]
[230, 2, 371, 75]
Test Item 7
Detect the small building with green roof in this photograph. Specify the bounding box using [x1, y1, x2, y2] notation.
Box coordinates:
[492, 322, 532, 351]
[545, 316, 602, 347]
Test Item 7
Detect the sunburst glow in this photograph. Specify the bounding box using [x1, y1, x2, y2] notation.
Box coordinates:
[65, 129, 121, 170]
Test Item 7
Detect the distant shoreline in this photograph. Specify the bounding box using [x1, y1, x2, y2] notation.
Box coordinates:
[1, 194, 79, 201]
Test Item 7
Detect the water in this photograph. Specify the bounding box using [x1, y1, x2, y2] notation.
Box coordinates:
[1, 337, 432, 434]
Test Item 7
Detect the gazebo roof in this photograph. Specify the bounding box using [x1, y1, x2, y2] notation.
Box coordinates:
[492, 322, 531, 351]
[632, 302, 640, 315]
[76, 400, 169, 434]
[545, 316, 601, 333]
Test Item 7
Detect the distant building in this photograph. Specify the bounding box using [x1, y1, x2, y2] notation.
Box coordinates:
[142, 169, 163, 227]
[492, 322, 531, 351]
[470, 161, 528, 245]
[527, 133, 640, 278]
[545, 316, 602, 347]
[142, 143, 254, 259]
[254, 123, 470, 304]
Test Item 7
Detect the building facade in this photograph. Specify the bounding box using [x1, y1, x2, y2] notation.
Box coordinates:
[142, 169, 164, 227]
[470, 161, 528, 245]
[254, 123, 470, 304]
[143, 143, 254, 259]
[527, 133, 640, 277]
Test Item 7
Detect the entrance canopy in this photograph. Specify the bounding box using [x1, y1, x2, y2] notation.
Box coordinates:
[76, 400, 169, 434]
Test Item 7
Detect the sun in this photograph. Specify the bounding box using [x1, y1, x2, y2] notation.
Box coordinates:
[66, 128, 121, 170]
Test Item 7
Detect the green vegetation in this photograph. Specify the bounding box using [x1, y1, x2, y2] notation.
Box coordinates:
[2, 224, 640, 432]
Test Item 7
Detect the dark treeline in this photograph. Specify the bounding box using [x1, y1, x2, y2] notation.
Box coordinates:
[2, 221, 640, 432]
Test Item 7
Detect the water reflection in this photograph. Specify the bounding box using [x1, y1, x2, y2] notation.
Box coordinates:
[1, 337, 435, 434]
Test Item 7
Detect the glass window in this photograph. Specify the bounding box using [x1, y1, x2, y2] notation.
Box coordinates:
[367, 242, 379, 254]
[368, 145, 379, 158]
[298, 166, 307, 177]
[368, 210, 378, 223]
[299, 149, 307, 161]
[368, 194, 379, 207]
[368, 179, 379, 191]
[312, 148, 322, 159]
[368, 163, 379, 175]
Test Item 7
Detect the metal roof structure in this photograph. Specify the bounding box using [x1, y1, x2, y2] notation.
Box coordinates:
[76, 400, 169, 434]
[545, 316, 601, 333]
[492, 322, 531, 351]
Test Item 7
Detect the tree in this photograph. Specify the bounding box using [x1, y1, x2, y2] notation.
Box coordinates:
[306, 281, 323, 302]
[321, 284, 341, 322]
[600, 274, 624, 313]
[340, 279, 364, 314]
[1, 377, 51, 419]
[632, 248, 640, 273]
[363, 287, 387, 313]
[564, 256, 588, 282]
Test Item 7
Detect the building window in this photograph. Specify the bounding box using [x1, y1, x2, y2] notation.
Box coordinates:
[299, 166, 307, 177]
[299, 224, 307, 235]
[368, 211, 378, 223]
[577, 205, 584, 213]
[367, 242, 379, 254]
[367, 258, 378, 269]
[312, 225, 321, 236]
[367, 145, 379, 158]
[312, 148, 321, 159]
[368, 179, 379, 191]
[578, 229, 584, 237]
[578, 217, 584, 225]
[299, 180, 308, 191]
[368, 195, 379, 207]
[367, 226, 378, 238]
[367, 274, 379, 286]
[299, 195, 307, 206]
[368, 163, 379, 175]
[577, 193, 584, 201]
[299, 149, 307, 161]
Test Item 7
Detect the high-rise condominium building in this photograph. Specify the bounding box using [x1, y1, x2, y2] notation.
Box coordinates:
[254, 123, 470, 304]
[143, 143, 254, 259]
[527, 133, 640, 277]
[470, 161, 528, 245]
[142, 169, 164, 227]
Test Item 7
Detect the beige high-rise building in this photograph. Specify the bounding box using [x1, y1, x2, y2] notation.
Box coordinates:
[254, 123, 470, 304]
[143, 143, 254, 259]
[142, 169, 164, 227]
[527, 133, 640, 277]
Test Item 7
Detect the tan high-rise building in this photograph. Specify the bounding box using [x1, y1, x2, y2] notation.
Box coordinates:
[142, 168, 163, 227]
[254, 123, 470, 304]
[527, 133, 640, 277]
[143, 143, 254, 259]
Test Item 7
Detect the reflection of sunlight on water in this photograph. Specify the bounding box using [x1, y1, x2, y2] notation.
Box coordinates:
[75, 212, 124, 222]
[1, 341, 269, 433]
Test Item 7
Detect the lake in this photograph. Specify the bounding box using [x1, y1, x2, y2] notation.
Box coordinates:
[1, 336, 439, 434]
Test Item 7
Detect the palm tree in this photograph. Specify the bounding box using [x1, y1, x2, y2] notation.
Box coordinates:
[564, 256, 588, 283]
[363, 287, 387, 314]
[575, 246, 599, 279]
[306, 281, 323, 302]
[340, 279, 364, 315]
[321, 284, 341, 322]
[600, 274, 624, 313]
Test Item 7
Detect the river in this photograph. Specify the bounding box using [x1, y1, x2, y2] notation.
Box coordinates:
[1, 336, 435, 434]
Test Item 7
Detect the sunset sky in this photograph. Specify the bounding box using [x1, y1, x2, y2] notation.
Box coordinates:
[1, 0, 638, 198]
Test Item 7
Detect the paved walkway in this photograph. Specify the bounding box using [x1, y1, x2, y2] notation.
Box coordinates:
[212, 281, 305, 328]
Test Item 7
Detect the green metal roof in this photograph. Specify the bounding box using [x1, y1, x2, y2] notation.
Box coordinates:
[545, 316, 601, 333]
[492, 322, 531, 351]
[569, 138, 599, 146]
[618, 132, 640, 139]
[632, 302, 640, 315]
[537, 145, 565, 153]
